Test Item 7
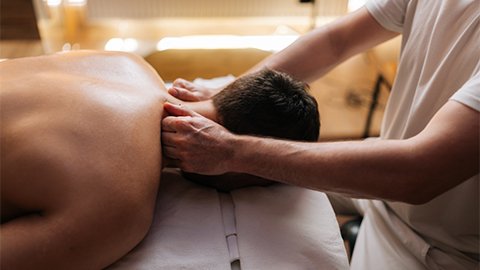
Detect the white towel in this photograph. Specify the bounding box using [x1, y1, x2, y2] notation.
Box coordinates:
[231, 183, 350, 270]
[108, 169, 231, 270]
[108, 169, 349, 269]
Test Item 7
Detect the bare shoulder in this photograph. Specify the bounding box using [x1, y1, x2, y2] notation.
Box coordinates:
[1, 50, 166, 93]
[0, 51, 164, 216]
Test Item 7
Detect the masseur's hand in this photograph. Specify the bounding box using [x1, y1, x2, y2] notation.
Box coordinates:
[162, 102, 236, 174]
[168, 78, 219, 101]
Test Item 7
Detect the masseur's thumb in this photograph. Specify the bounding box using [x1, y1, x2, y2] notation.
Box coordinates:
[164, 102, 197, 117]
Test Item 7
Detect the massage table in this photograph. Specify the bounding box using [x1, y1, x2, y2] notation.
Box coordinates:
[107, 168, 349, 269]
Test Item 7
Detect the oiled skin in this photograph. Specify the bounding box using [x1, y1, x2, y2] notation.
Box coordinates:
[0, 51, 167, 269]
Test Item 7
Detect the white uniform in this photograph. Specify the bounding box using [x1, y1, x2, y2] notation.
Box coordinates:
[350, 0, 479, 269]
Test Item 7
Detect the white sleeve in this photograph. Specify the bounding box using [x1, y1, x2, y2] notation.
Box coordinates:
[450, 72, 480, 112]
[365, 0, 410, 33]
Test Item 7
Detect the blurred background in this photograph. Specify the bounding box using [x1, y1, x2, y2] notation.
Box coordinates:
[0, 0, 400, 140]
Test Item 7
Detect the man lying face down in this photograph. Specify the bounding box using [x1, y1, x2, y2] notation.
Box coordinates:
[182, 68, 320, 190]
[0, 51, 319, 270]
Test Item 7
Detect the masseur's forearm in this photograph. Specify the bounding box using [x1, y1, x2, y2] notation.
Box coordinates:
[232, 137, 420, 202]
[249, 7, 398, 83]
[230, 101, 479, 204]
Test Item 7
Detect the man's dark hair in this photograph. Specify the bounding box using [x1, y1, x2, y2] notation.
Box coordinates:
[212, 68, 320, 141]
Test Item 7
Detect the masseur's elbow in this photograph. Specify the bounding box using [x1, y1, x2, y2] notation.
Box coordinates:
[401, 191, 435, 205]
[397, 168, 475, 205]
[386, 181, 434, 205]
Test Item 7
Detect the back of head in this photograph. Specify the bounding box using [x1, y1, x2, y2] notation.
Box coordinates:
[213, 68, 320, 141]
[184, 69, 320, 190]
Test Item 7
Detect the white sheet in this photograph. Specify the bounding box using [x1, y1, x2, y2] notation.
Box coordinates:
[108, 169, 349, 269]
[232, 183, 349, 269]
[108, 169, 231, 270]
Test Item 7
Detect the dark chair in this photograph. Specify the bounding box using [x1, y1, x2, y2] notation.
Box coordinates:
[340, 216, 363, 259]
[363, 74, 392, 138]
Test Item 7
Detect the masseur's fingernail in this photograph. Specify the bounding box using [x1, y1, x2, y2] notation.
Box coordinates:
[168, 87, 178, 96]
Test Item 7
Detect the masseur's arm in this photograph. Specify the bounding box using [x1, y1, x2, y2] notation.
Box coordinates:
[168, 7, 398, 100]
[162, 100, 479, 204]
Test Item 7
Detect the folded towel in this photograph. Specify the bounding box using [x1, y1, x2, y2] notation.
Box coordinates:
[232, 183, 350, 270]
[108, 169, 230, 270]
[108, 169, 349, 269]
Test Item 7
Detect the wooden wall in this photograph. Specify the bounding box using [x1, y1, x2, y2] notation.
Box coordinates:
[1, 0, 40, 39]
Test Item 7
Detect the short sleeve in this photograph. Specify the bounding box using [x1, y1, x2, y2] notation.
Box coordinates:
[450, 73, 480, 112]
[365, 0, 410, 33]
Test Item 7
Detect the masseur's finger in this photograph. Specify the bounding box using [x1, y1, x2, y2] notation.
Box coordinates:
[161, 117, 180, 132]
[164, 102, 200, 117]
[168, 78, 200, 101]
[162, 103, 196, 133]
[168, 87, 200, 102]
[162, 116, 196, 134]
[161, 131, 180, 147]
[173, 78, 195, 89]
[162, 145, 180, 160]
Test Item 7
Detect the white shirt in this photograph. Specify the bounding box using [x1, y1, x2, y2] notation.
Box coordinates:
[361, 0, 479, 268]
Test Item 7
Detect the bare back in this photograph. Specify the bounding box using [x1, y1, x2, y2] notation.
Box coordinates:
[0, 51, 166, 269]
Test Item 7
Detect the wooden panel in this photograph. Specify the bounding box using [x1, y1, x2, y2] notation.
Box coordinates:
[87, 0, 347, 19]
[145, 48, 271, 81]
[0, 40, 43, 58]
[0, 0, 40, 40]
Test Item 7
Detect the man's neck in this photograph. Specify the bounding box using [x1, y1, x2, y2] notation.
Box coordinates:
[185, 100, 218, 122]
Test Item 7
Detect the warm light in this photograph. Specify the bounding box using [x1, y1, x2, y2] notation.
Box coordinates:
[104, 38, 139, 52]
[156, 35, 299, 52]
[348, 0, 367, 12]
[62, 43, 72, 51]
[60, 43, 80, 51]
[45, 0, 62, 7]
[66, 0, 87, 6]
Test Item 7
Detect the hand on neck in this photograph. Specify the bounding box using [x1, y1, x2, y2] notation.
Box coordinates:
[162, 92, 218, 122]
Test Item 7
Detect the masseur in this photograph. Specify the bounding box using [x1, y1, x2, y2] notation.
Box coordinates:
[162, 1, 479, 269]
